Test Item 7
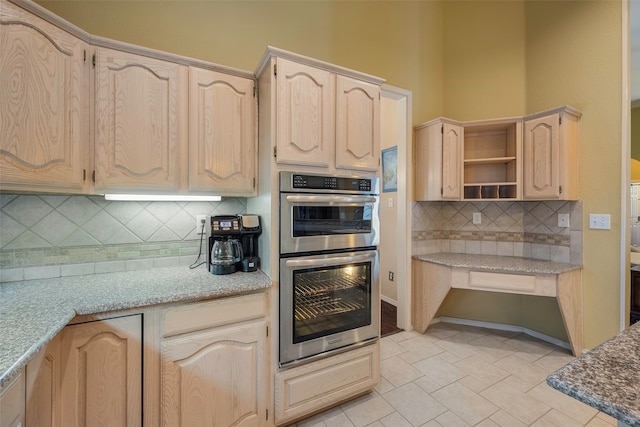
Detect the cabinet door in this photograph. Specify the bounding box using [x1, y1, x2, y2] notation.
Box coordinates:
[58, 315, 142, 427]
[0, 2, 89, 193]
[25, 340, 60, 427]
[523, 113, 560, 199]
[189, 67, 256, 195]
[335, 75, 380, 171]
[0, 370, 25, 427]
[161, 321, 268, 427]
[276, 58, 333, 167]
[442, 122, 463, 199]
[95, 47, 187, 193]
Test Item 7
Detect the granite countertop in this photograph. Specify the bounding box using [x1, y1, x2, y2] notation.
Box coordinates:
[547, 323, 640, 427]
[413, 252, 581, 275]
[0, 265, 271, 391]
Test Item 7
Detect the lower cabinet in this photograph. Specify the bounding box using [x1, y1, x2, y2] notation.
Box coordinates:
[274, 342, 380, 426]
[26, 314, 143, 427]
[0, 370, 25, 427]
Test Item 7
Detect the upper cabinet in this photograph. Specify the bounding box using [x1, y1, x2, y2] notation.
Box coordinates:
[0, 0, 90, 194]
[414, 119, 463, 201]
[257, 47, 385, 174]
[188, 67, 257, 195]
[1, 0, 258, 197]
[94, 47, 188, 194]
[275, 58, 334, 168]
[335, 76, 380, 172]
[414, 106, 581, 202]
[523, 106, 582, 200]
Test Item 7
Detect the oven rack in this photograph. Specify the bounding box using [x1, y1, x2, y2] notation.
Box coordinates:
[295, 275, 364, 296]
[294, 295, 364, 321]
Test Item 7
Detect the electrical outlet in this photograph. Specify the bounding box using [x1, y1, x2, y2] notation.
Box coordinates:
[472, 212, 481, 225]
[196, 215, 207, 234]
[388, 271, 394, 281]
[558, 213, 570, 228]
[589, 214, 611, 230]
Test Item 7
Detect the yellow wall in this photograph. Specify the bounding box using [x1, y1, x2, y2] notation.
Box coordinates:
[35, 0, 624, 348]
[633, 107, 640, 162]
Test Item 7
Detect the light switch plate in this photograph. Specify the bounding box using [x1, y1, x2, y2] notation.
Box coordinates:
[589, 214, 611, 230]
[472, 212, 481, 225]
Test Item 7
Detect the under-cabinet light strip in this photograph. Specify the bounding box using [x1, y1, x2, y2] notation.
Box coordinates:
[104, 194, 222, 202]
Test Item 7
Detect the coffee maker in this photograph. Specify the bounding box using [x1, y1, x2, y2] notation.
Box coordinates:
[208, 215, 261, 275]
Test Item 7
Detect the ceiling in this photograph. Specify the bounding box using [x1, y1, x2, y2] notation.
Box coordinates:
[632, 0, 639, 102]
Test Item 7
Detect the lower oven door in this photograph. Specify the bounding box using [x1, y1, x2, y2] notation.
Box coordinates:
[279, 250, 379, 366]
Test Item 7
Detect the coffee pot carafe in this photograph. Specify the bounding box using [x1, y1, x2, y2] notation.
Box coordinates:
[210, 238, 242, 275]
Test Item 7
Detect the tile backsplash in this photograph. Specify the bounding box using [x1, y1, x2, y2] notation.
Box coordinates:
[0, 194, 247, 277]
[412, 200, 582, 264]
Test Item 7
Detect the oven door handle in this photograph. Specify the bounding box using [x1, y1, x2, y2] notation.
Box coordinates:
[284, 195, 377, 205]
[283, 252, 377, 268]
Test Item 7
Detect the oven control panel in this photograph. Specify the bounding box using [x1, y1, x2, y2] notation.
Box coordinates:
[290, 174, 374, 193]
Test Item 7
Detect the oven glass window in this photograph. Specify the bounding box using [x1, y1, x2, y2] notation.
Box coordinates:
[292, 205, 373, 237]
[292, 261, 371, 344]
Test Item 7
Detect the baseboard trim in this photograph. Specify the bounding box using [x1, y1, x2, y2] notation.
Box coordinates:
[431, 316, 573, 352]
[381, 295, 397, 306]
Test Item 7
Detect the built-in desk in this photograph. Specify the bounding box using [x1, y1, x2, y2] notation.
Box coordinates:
[412, 253, 583, 356]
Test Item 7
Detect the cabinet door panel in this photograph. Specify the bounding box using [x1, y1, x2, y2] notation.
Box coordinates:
[523, 114, 560, 199]
[0, 2, 88, 192]
[189, 68, 256, 194]
[442, 123, 462, 199]
[95, 48, 187, 192]
[161, 321, 267, 427]
[59, 315, 142, 427]
[26, 342, 60, 427]
[335, 76, 380, 171]
[276, 58, 333, 167]
[0, 371, 25, 427]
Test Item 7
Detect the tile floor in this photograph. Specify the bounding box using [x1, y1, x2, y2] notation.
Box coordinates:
[289, 322, 616, 427]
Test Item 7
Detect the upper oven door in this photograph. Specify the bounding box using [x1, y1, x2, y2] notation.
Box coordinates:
[280, 193, 380, 254]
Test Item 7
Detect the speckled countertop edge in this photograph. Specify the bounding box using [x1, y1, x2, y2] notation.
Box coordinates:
[546, 322, 640, 426]
[0, 265, 271, 391]
[413, 253, 581, 275]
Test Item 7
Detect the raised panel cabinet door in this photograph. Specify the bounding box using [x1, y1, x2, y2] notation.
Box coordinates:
[0, 370, 25, 427]
[442, 123, 463, 199]
[523, 113, 560, 199]
[276, 58, 333, 167]
[58, 315, 142, 427]
[335, 75, 380, 171]
[25, 339, 61, 427]
[95, 47, 187, 193]
[189, 67, 256, 194]
[161, 321, 268, 427]
[0, 1, 89, 193]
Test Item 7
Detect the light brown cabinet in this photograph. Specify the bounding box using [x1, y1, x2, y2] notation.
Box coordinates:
[25, 315, 143, 427]
[414, 106, 580, 202]
[94, 47, 188, 194]
[414, 118, 463, 201]
[259, 48, 384, 174]
[188, 67, 257, 195]
[160, 293, 269, 426]
[0, 370, 24, 427]
[523, 106, 581, 200]
[0, 0, 90, 194]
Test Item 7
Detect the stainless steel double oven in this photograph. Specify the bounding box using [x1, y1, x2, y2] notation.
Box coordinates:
[279, 172, 380, 366]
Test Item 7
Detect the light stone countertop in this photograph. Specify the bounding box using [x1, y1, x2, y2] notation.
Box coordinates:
[413, 252, 581, 275]
[547, 322, 640, 427]
[0, 265, 271, 391]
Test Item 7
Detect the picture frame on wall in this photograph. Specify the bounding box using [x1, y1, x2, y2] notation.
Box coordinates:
[381, 146, 398, 193]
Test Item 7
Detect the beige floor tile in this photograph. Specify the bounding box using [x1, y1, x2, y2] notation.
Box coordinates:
[454, 355, 510, 388]
[530, 409, 585, 427]
[383, 382, 447, 426]
[493, 353, 551, 392]
[434, 410, 471, 426]
[398, 350, 425, 364]
[381, 338, 407, 360]
[398, 335, 445, 359]
[527, 382, 598, 424]
[503, 334, 557, 363]
[423, 322, 462, 339]
[532, 349, 576, 372]
[592, 412, 617, 426]
[420, 421, 442, 427]
[381, 355, 423, 387]
[387, 330, 423, 343]
[489, 410, 528, 427]
[340, 392, 394, 427]
[431, 382, 499, 425]
[413, 354, 468, 387]
[468, 335, 517, 363]
[414, 375, 446, 394]
[380, 411, 413, 427]
[480, 380, 551, 425]
[475, 418, 500, 427]
[374, 376, 395, 395]
[434, 338, 479, 359]
[457, 374, 490, 393]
